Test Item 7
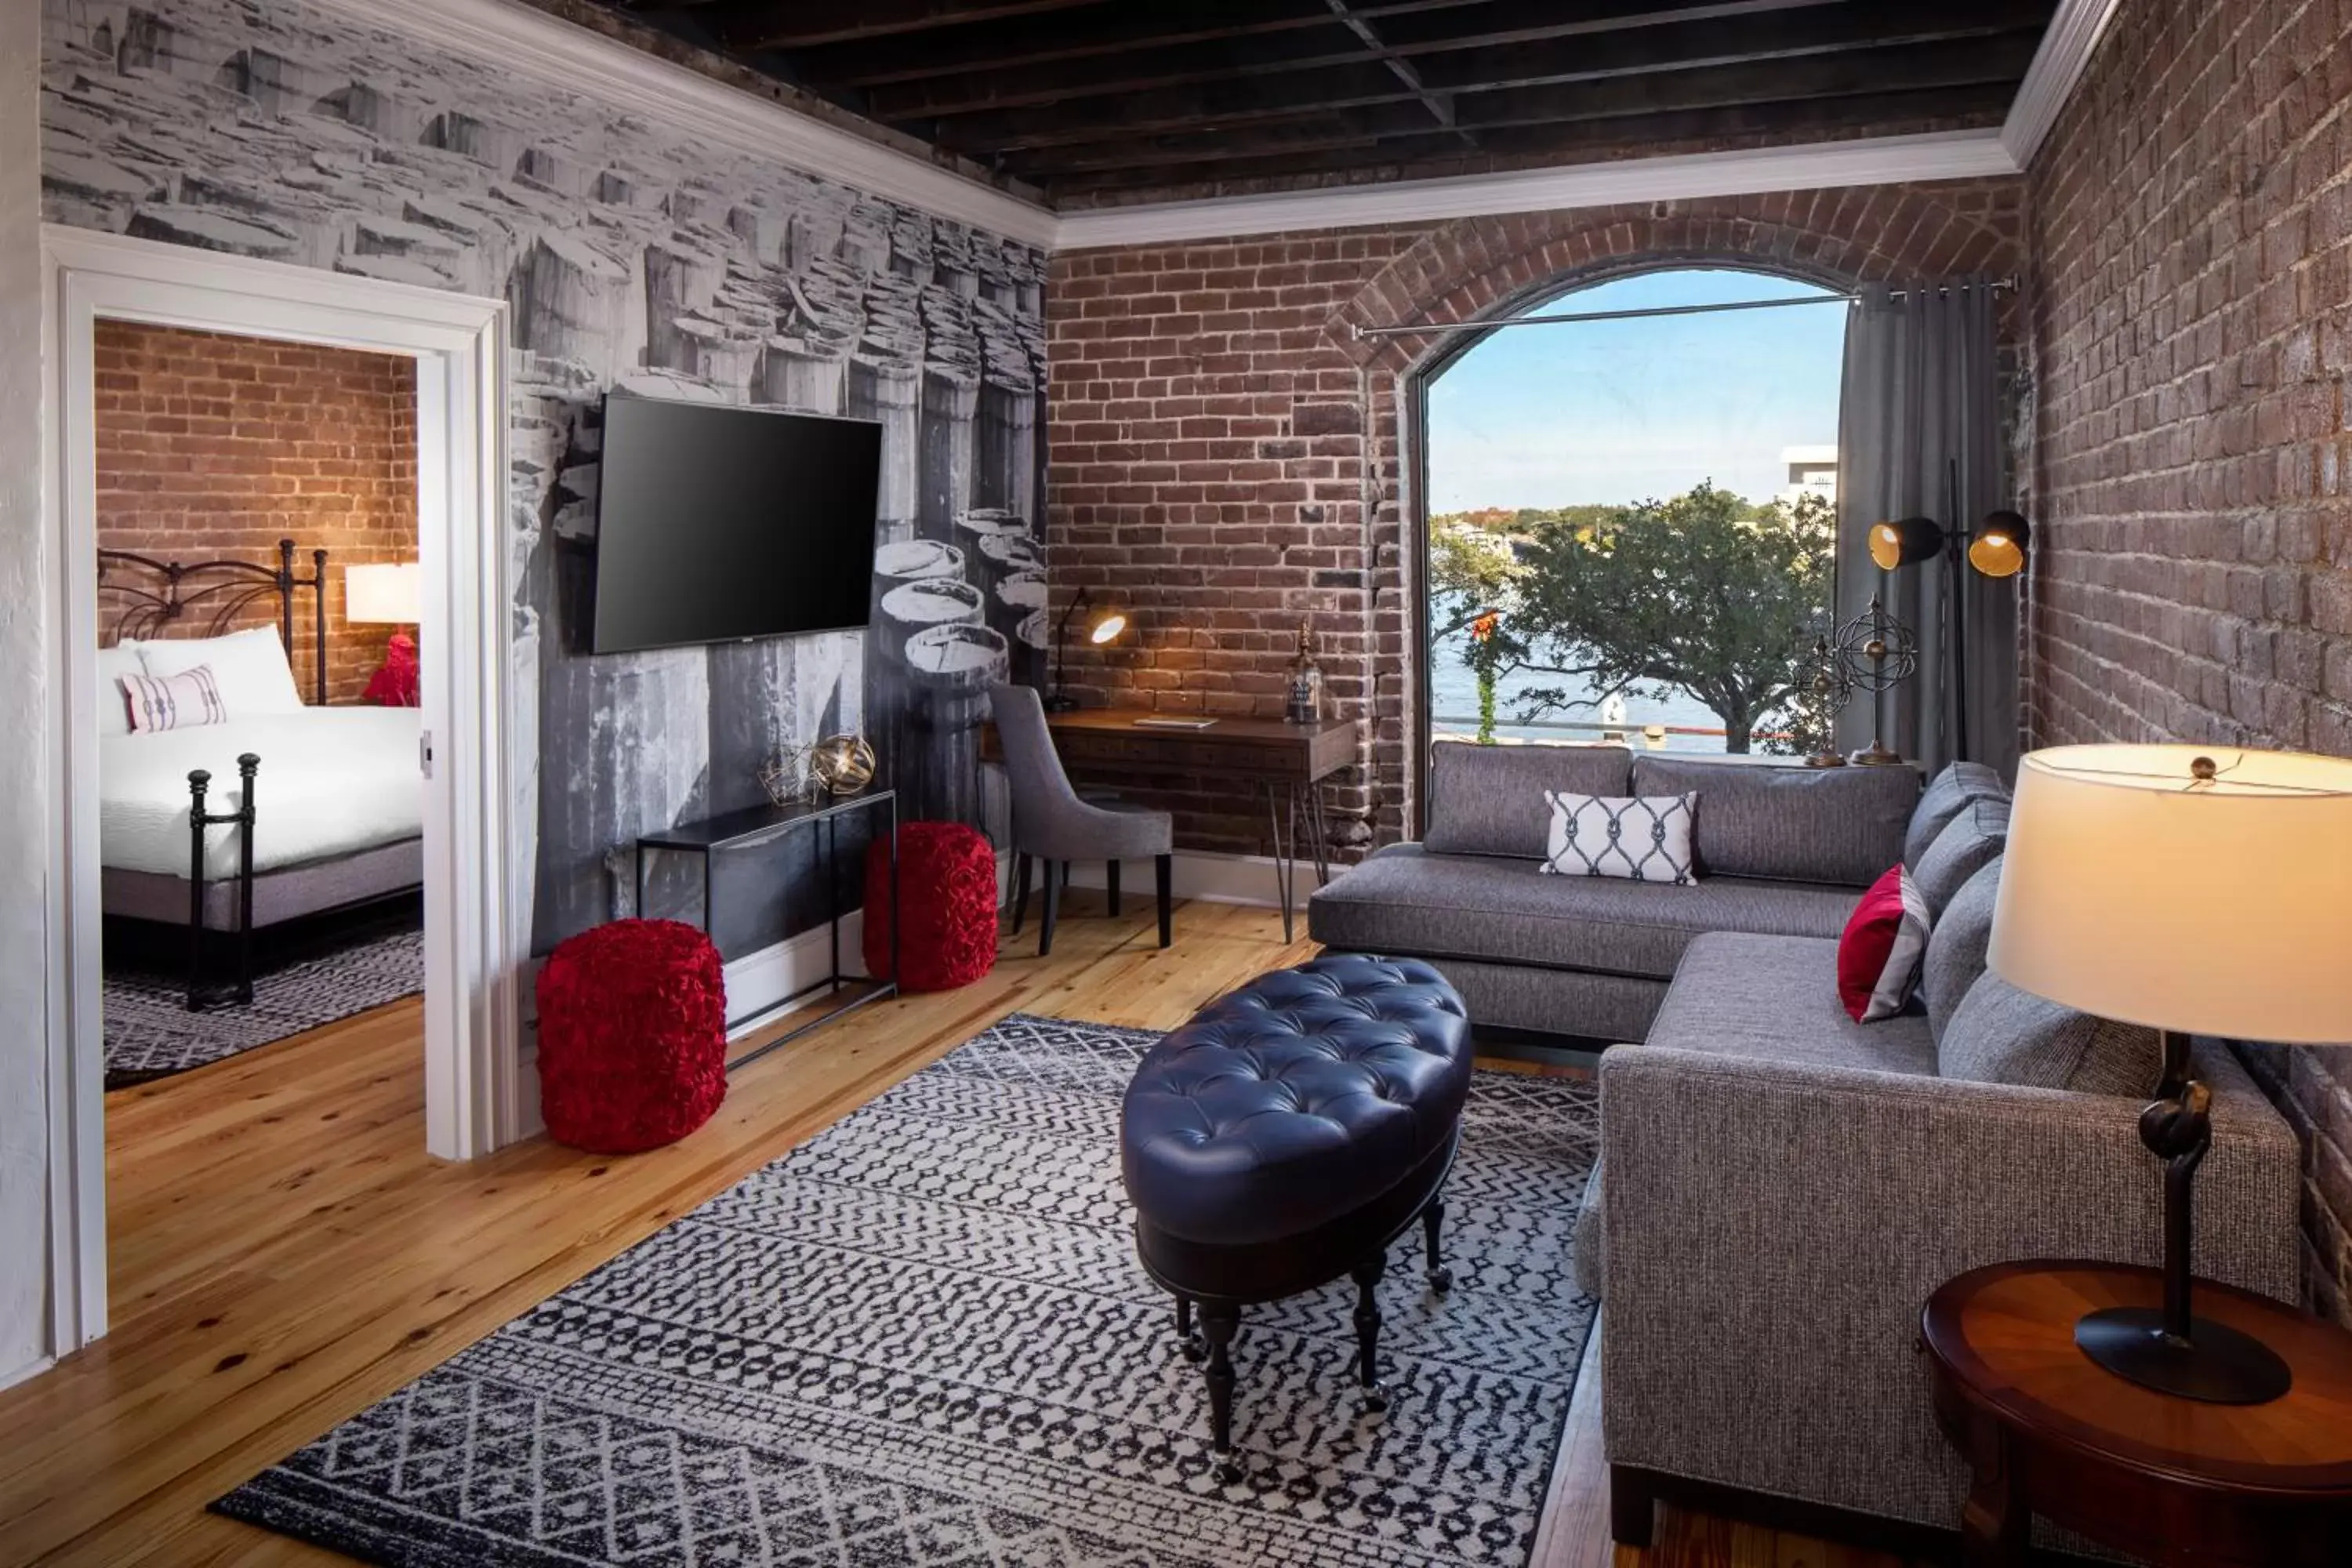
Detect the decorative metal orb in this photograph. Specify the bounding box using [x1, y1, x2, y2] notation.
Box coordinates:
[757, 746, 816, 807]
[809, 733, 877, 795]
[1835, 596, 1920, 694]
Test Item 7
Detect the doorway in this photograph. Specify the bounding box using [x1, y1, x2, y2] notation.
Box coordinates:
[39, 227, 518, 1357]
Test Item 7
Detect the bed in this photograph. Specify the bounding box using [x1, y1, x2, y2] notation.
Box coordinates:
[98, 541, 424, 1010]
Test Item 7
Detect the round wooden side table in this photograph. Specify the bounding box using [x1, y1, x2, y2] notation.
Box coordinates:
[1921, 1261, 2352, 1567]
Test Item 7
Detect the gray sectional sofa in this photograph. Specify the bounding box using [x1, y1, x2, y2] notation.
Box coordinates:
[1310, 742, 2305, 1552]
[1308, 740, 1936, 1044]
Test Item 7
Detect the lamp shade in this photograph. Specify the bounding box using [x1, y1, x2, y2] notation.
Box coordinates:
[345, 561, 423, 624]
[1989, 744, 2352, 1044]
[1868, 515, 1945, 571]
[1088, 608, 1128, 645]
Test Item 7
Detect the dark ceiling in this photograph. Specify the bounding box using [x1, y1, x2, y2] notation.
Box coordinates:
[578, 0, 2061, 207]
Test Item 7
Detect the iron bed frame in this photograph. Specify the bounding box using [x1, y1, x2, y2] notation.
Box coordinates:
[99, 538, 341, 1010]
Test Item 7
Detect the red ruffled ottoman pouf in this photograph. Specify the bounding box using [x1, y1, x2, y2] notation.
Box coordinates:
[536, 918, 727, 1153]
[863, 822, 998, 992]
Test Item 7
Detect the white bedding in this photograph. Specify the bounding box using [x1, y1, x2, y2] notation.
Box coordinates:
[100, 708, 423, 879]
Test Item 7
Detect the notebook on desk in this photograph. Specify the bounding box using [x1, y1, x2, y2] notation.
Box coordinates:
[1131, 717, 1220, 731]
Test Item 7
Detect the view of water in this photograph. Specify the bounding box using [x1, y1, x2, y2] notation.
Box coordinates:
[1426, 626, 1730, 754]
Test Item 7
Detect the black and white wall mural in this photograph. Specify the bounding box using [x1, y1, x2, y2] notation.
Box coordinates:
[40, 0, 1049, 959]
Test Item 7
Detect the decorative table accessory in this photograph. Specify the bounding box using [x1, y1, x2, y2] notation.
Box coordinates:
[1835, 593, 1918, 766]
[1285, 616, 1325, 724]
[1990, 742, 2352, 1403]
[809, 732, 876, 794]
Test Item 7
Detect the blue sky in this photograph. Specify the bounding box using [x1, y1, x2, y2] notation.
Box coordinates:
[1425, 268, 1848, 512]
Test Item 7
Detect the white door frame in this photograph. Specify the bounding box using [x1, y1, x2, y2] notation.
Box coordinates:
[38, 226, 521, 1355]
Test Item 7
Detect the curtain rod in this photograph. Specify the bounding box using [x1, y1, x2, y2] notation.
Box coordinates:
[1348, 276, 2018, 341]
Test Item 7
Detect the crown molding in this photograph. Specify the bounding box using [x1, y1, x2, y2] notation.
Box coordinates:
[2001, 0, 2124, 167]
[1052, 129, 2022, 250]
[294, 0, 1059, 248]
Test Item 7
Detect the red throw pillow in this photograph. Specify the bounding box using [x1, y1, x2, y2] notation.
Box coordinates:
[1838, 864, 1933, 1022]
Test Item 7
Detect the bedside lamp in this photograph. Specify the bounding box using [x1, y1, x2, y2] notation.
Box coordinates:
[346, 561, 423, 707]
[1044, 585, 1128, 713]
[1991, 743, 2352, 1403]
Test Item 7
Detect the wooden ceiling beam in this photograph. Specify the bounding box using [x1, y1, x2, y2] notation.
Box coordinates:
[1000, 36, 2040, 176]
[1327, 0, 1470, 140]
[927, 5, 2052, 153]
[700, 0, 1103, 50]
[854, 0, 1849, 118]
[1043, 84, 2016, 199]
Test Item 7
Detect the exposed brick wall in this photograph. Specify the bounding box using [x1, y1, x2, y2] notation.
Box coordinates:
[2024, 0, 2352, 1324]
[1045, 181, 2026, 857]
[94, 321, 418, 706]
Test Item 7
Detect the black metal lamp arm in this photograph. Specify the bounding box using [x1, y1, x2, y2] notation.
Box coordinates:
[1047, 586, 1091, 712]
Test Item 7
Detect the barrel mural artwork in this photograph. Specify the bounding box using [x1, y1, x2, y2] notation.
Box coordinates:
[38, 0, 1050, 957]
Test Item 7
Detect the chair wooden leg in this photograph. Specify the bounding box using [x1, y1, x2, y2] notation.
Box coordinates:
[1011, 853, 1033, 934]
[1155, 854, 1173, 948]
[1106, 859, 1120, 918]
[1039, 860, 1062, 957]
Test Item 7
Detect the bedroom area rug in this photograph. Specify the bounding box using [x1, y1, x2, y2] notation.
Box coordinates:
[212, 1012, 1601, 1568]
[103, 918, 426, 1090]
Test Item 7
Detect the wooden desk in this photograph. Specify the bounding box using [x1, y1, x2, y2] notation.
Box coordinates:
[984, 706, 1359, 941]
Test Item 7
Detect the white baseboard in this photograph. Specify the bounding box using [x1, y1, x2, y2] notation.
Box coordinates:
[0, 1355, 53, 1394]
[724, 912, 869, 1042]
[1055, 851, 1316, 912]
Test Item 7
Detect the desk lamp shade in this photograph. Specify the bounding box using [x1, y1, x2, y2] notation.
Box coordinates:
[1991, 744, 2352, 1044]
[1989, 743, 2352, 1405]
[345, 561, 422, 624]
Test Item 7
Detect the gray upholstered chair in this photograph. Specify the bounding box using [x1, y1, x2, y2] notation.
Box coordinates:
[990, 684, 1173, 956]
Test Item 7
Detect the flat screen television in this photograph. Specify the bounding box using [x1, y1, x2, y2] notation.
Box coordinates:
[591, 394, 882, 655]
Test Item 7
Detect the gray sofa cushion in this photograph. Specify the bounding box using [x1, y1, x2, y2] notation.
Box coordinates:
[1646, 931, 1938, 1074]
[1904, 761, 2007, 868]
[1922, 857, 2002, 1046]
[1629, 755, 1918, 889]
[1307, 842, 1856, 980]
[1912, 797, 2009, 916]
[1423, 741, 1632, 858]
[1938, 971, 2165, 1096]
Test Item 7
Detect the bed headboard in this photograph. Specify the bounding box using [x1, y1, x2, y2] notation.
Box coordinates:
[97, 538, 330, 706]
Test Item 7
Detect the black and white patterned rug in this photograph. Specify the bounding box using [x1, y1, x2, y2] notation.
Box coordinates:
[103, 923, 426, 1090]
[214, 1013, 1600, 1568]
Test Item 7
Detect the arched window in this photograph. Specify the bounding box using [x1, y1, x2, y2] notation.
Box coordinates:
[1420, 267, 1846, 757]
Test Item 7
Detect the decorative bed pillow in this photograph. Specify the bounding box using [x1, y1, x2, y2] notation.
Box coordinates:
[121, 665, 228, 734]
[96, 644, 144, 738]
[1838, 864, 1933, 1022]
[137, 625, 303, 713]
[1540, 791, 1697, 884]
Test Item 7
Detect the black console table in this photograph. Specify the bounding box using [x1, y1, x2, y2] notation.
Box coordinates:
[634, 788, 899, 1069]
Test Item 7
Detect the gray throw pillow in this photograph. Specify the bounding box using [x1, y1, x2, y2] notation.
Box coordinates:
[1922, 857, 2002, 1046]
[1938, 971, 2164, 1096]
[1912, 797, 2009, 916]
[1904, 761, 2007, 868]
[1422, 741, 1632, 858]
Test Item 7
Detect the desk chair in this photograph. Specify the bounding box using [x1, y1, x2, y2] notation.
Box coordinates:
[990, 684, 1174, 956]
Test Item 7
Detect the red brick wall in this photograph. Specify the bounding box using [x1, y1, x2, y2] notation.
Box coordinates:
[94, 321, 418, 706]
[2024, 0, 2352, 1323]
[1046, 181, 2027, 856]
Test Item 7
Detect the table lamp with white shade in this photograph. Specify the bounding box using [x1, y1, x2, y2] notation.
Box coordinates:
[345, 561, 422, 706]
[1990, 743, 2352, 1403]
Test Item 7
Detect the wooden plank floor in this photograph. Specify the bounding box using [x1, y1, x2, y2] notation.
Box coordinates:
[0, 896, 1916, 1567]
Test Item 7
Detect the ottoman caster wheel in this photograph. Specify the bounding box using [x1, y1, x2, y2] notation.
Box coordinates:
[1213, 1457, 1244, 1486]
[1179, 1332, 1207, 1363]
[1361, 1383, 1391, 1415]
[1427, 1266, 1454, 1294]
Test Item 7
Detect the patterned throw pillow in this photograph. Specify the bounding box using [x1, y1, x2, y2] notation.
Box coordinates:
[121, 665, 229, 734]
[1838, 864, 1934, 1022]
[1540, 791, 1697, 884]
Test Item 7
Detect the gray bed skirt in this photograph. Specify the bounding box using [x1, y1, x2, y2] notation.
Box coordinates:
[103, 837, 424, 931]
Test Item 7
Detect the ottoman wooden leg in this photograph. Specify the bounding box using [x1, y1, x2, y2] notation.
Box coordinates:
[1199, 1304, 1243, 1484]
[1174, 1293, 1205, 1362]
[1421, 1199, 1453, 1294]
[1352, 1251, 1390, 1413]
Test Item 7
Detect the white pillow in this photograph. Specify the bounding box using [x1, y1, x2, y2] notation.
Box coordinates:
[1541, 790, 1699, 884]
[136, 626, 304, 713]
[96, 644, 144, 738]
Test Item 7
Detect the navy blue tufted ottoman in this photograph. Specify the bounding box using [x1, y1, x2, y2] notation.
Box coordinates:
[1119, 953, 1472, 1483]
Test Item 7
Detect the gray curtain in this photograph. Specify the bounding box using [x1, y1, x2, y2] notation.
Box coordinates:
[1835, 280, 2016, 778]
